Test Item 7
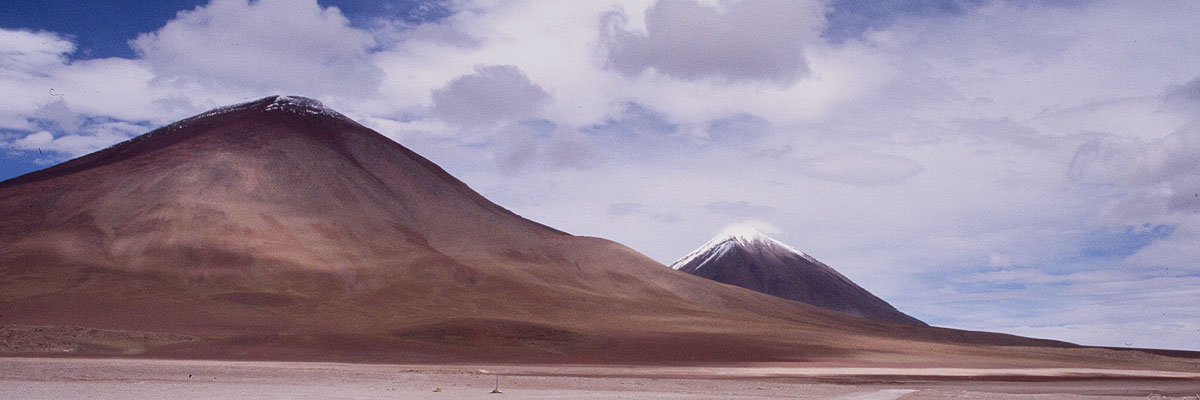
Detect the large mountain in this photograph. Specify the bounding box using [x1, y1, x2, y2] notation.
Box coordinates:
[671, 227, 924, 325]
[1, 96, 1196, 369]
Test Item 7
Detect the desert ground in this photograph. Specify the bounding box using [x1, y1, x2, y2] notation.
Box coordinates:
[2, 357, 1198, 399]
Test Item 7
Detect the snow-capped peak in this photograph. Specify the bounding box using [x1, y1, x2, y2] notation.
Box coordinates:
[99, 96, 356, 153]
[263, 95, 346, 119]
[186, 95, 349, 122]
[669, 225, 817, 270]
[716, 224, 774, 245]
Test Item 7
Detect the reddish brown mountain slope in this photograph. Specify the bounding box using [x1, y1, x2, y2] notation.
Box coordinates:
[0, 96, 1196, 370]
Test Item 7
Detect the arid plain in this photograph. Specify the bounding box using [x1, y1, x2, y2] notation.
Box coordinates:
[4, 358, 1200, 399]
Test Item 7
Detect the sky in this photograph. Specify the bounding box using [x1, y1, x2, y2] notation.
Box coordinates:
[2, 0, 1199, 351]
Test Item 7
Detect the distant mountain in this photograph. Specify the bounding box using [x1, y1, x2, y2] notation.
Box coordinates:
[671, 226, 925, 325]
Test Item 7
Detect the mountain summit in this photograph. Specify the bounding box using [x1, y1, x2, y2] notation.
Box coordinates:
[671, 226, 925, 325]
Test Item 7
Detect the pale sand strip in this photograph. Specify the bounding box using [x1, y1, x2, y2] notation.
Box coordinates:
[505, 365, 1200, 379]
[3, 358, 1199, 400]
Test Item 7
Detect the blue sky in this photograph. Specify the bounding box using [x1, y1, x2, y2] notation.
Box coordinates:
[2, 0, 1199, 351]
[0, 1, 454, 58]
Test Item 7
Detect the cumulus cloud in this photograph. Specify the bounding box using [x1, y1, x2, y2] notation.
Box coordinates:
[28, 100, 84, 133]
[431, 65, 550, 129]
[1066, 112, 1200, 274]
[796, 153, 924, 186]
[1069, 126, 1200, 219]
[0, 42, 192, 137]
[603, 0, 825, 84]
[1069, 131, 1200, 188]
[0, 29, 76, 129]
[2, 89, 155, 162]
[0, 29, 75, 77]
[10, 120, 144, 157]
[11, 131, 53, 149]
[130, 0, 381, 97]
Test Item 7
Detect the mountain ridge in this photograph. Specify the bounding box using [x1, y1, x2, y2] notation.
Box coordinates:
[2, 95, 1196, 370]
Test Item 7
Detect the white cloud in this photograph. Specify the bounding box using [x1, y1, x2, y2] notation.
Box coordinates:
[719, 219, 783, 236]
[1069, 128, 1200, 190]
[39, 58, 174, 123]
[1066, 123, 1200, 272]
[0, 29, 74, 77]
[603, 0, 825, 84]
[130, 0, 381, 98]
[11, 121, 143, 157]
[431, 65, 549, 129]
[13, 131, 53, 149]
[0, 29, 76, 129]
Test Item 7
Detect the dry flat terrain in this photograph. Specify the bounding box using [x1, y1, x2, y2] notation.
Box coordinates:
[2, 358, 1199, 399]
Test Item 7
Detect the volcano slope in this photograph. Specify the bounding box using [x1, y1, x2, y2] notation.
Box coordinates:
[0, 96, 1196, 370]
[671, 228, 924, 326]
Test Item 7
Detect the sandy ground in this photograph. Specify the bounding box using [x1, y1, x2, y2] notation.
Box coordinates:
[2, 358, 1198, 399]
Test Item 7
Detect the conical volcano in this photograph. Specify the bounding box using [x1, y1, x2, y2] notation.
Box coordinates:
[2, 95, 872, 361]
[671, 226, 925, 325]
[3, 96, 1178, 368]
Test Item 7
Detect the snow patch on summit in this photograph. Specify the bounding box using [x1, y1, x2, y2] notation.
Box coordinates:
[187, 95, 349, 122]
[669, 225, 817, 270]
[98, 96, 354, 153]
[263, 95, 347, 120]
